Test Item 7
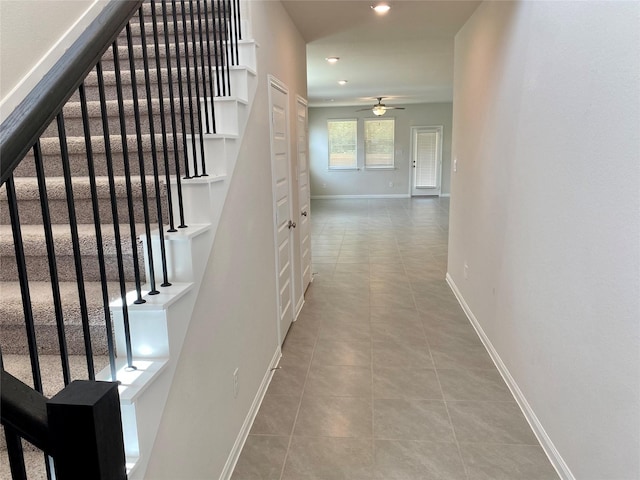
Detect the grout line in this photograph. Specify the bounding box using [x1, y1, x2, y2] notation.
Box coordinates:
[277, 259, 329, 480]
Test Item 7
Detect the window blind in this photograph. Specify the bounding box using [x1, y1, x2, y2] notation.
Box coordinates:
[328, 119, 357, 169]
[414, 131, 438, 188]
[364, 118, 394, 168]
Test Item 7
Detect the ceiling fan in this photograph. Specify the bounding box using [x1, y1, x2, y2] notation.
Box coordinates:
[357, 97, 405, 116]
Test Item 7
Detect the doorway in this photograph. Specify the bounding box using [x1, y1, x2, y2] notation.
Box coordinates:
[410, 126, 443, 197]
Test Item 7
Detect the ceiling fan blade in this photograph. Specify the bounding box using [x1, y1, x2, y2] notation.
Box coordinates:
[356, 108, 373, 111]
[384, 106, 405, 110]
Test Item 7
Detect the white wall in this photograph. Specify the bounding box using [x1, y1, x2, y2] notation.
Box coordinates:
[448, 1, 640, 479]
[0, 0, 105, 121]
[309, 103, 452, 197]
[144, 1, 307, 478]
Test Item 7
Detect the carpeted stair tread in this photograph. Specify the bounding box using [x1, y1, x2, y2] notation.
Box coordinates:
[0, 221, 148, 283]
[83, 64, 228, 89]
[0, 223, 144, 256]
[141, 0, 225, 17]
[1, 175, 168, 225]
[40, 97, 172, 138]
[7, 176, 161, 201]
[37, 133, 175, 157]
[0, 281, 124, 326]
[13, 133, 181, 178]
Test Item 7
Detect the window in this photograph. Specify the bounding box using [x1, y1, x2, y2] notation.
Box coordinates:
[328, 119, 357, 169]
[364, 118, 394, 168]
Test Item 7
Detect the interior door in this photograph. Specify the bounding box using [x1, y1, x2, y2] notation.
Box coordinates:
[269, 77, 294, 345]
[411, 126, 443, 196]
[296, 96, 312, 293]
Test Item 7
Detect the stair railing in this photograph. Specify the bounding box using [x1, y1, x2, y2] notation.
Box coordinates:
[0, 1, 242, 478]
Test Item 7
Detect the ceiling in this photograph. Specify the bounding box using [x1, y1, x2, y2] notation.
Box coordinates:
[280, 0, 481, 108]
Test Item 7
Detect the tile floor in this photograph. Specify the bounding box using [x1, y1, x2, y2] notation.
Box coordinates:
[231, 198, 558, 480]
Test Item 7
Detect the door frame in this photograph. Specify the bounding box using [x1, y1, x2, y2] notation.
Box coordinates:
[268, 75, 295, 345]
[409, 125, 443, 197]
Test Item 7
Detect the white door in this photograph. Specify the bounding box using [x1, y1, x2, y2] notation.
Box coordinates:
[269, 77, 294, 345]
[296, 96, 312, 293]
[411, 126, 443, 196]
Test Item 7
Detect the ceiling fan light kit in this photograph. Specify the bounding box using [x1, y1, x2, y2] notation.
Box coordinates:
[358, 97, 405, 116]
[371, 4, 391, 14]
[372, 105, 387, 116]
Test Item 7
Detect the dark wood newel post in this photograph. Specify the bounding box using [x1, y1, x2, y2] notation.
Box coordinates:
[48, 380, 127, 480]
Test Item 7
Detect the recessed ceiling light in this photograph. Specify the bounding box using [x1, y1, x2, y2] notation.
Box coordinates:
[338, 80, 348, 85]
[325, 57, 340, 64]
[372, 4, 391, 14]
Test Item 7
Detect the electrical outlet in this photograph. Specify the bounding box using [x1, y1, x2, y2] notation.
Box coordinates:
[454, 157, 458, 173]
[322, 182, 327, 188]
[233, 368, 239, 398]
[463, 261, 469, 279]
[389, 181, 393, 188]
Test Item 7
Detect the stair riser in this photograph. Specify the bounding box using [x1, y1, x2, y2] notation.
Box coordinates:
[0, 253, 144, 283]
[0, 325, 109, 355]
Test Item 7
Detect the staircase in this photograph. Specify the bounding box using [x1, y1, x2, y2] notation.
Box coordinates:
[0, 0, 257, 477]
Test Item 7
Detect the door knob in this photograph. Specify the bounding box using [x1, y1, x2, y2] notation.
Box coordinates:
[288, 220, 297, 229]
[301, 211, 308, 216]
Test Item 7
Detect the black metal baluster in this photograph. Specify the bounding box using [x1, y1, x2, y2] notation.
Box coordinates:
[229, 0, 240, 65]
[6, 175, 44, 392]
[233, 0, 240, 61]
[161, 0, 188, 228]
[201, 0, 216, 133]
[170, 0, 192, 180]
[195, 0, 211, 134]
[180, 0, 201, 177]
[216, 0, 229, 96]
[188, 0, 209, 176]
[235, 0, 242, 40]
[96, 61, 135, 370]
[112, 39, 148, 302]
[32, 141, 72, 385]
[138, 9, 172, 287]
[221, 0, 232, 94]
[78, 83, 117, 382]
[149, 1, 179, 232]
[227, 0, 237, 65]
[209, 0, 224, 96]
[125, 21, 160, 296]
[57, 112, 95, 380]
[4, 427, 27, 480]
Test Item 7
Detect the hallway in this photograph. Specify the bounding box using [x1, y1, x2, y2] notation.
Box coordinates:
[232, 198, 558, 479]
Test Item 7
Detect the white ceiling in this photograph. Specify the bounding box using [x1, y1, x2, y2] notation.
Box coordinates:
[281, 0, 481, 108]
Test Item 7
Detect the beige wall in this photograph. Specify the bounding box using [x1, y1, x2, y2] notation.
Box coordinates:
[449, 1, 640, 478]
[144, 1, 307, 478]
[0, 0, 103, 119]
[309, 103, 453, 197]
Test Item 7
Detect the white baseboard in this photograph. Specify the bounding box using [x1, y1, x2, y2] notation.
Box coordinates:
[440, 193, 451, 197]
[310, 194, 410, 199]
[219, 346, 282, 480]
[445, 273, 575, 480]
